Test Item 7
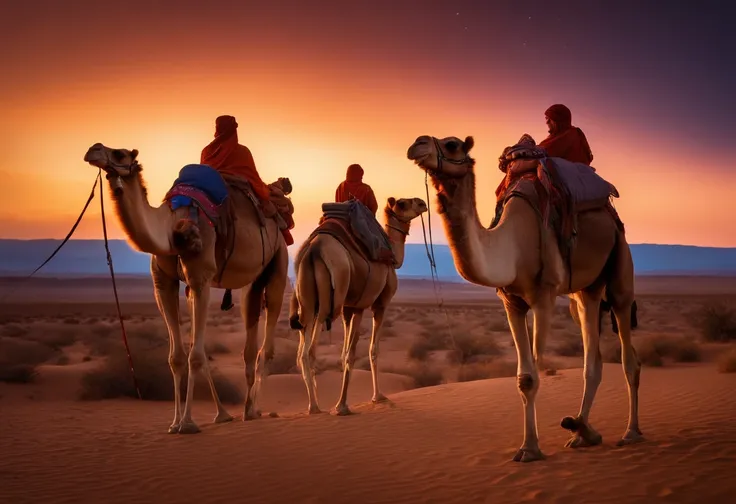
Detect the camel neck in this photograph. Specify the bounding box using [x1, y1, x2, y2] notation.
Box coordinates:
[110, 173, 175, 256]
[434, 170, 518, 287]
[384, 215, 411, 268]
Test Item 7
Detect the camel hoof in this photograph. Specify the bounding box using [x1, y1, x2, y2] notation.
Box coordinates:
[616, 429, 645, 446]
[565, 433, 601, 448]
[561, 416, 602, 448]
[167, 424, 181, 434]
[243, 409, 262, 421]
[214, 412, 234, 424]
[332, 405, 353, 416]
[512, 447, 546, 463]
[177, 421, 201, 434]
[371, 394, 389, 404]
[308, 405, 322, 415]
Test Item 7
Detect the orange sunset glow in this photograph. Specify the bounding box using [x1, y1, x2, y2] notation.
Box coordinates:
[2, 1, 734, 248]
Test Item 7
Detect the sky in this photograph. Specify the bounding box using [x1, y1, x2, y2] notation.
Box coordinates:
[1, 0, 734, 247]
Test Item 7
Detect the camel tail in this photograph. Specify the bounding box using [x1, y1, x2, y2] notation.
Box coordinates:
[291, 246, 318, 330]
[172, 219, 203, 255]
[311, 246, 336, 331]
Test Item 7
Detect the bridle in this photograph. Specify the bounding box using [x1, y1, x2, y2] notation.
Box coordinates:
[385, 208, 413, 236]
[427, 136, 472, 178]
[96, 148, 141, 191]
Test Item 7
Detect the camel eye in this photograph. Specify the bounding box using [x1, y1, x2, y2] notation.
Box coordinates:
[445, 141, 459, 152]
[112, 150, 125, 162]
[397, 200, 408, 210]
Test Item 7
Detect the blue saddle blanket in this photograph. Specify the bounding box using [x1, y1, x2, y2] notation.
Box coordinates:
[168, 164, 229, 211]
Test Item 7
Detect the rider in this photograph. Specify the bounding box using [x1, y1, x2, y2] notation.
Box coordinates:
[540, 104, 638, 332]
[539, 104, 594, 166]
[334, 163, 379, 216]
[201, 115, 276, 215]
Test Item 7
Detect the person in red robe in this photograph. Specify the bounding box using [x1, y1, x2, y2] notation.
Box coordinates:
[334, 163, 378, 215]
[201, 115, 293, 244]
[201, 115, 272, 202]
[539, 104, 594, 166]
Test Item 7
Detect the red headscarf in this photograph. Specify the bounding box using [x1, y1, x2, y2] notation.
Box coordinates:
[200, 115, 271, 200]
[539, 104, 594, 166]
[335, 164, 378, 215]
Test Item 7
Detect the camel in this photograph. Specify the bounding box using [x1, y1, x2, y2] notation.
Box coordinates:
[406, 135, 642, 462]
[83, 143, 289, 434]
[288, 197, 428, 415]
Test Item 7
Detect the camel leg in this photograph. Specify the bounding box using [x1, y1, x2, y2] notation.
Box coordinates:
[240, 281, 264, 420]
[333, 308, 364, 415]
[340, 307, 354, 372]
[253, 247, 289, 416]
[369, 304, 389, 404]
[503, 295, 545, 462]
[296, 314, 322, 414]
[178, 280, 212, 434]
[151, 258, 187, 434]
[612, 299, 644, 446]
[182, 292, 233, 425]
[562, 291, 604, 448]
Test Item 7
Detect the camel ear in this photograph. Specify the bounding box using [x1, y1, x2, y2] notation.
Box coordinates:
[462, 136, 474, 153]
[387, 197, 396, 207]
[130, 149, 139, 160]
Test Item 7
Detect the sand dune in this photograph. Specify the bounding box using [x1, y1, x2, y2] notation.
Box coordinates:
[1, 365, 735, 503]
[2, 276, 736, 503]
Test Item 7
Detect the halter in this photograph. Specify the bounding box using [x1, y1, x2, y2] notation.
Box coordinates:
[97, 148, 141, 191]
[385, 208, 412, 236]
[430, 137, 472, 177]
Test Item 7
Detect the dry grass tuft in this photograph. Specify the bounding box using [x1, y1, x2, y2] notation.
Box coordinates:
[697, 304, 736, 343]
[456, 360, 517, 382]
[717, 347, 736, 373]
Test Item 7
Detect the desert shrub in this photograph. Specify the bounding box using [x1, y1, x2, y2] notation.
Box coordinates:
[698, 304, 736, 342]
[457, 360, 517, 382]
[717, 347, 736, 373]
[406, 330, 451, 361]
[602, 336, 701, 366]
[446, 333, 501, 365]
[78, 350, 243, 404]
[0, 365, 37, 384]
[269, 344, 299, 375]
[0, 337, 63, 384]
[384, 363, 444, 388]
[555, 337, 584, 357]
[1, 323, 30, 338]
[409, 364, 444, 388]
[407, 340, 430, 361]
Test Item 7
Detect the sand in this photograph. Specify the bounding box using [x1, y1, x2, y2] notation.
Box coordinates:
[2, 276, 736, 503]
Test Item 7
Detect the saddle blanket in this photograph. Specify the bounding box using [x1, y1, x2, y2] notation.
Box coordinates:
[320, 199, 394, 264]
[164, 164, 229, 225]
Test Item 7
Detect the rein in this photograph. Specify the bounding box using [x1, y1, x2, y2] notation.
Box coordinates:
[1, 167, 142, 400]
[418, 139, 476, 363]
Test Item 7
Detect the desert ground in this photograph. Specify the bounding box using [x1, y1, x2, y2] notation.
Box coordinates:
[2, 275, 736, 503]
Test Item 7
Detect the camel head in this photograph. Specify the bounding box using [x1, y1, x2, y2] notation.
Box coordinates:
[406, 135, 475, 214]
[406, 135, 475, 178]
[84, 143, 141, 193]
[385, 197, 427, 230]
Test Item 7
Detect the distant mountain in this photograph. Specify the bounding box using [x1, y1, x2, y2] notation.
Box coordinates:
[1, 239, 735, 279]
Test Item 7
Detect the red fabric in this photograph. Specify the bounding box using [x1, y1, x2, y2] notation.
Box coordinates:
[200, 115, 271, 201]
[540, 104, 594, 166]
[334, 164, 378, 215]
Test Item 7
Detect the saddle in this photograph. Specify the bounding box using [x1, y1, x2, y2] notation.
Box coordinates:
[492, 134, 625, 289]
[163, 165, 296, 309]
[315, 200, 395, 265]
